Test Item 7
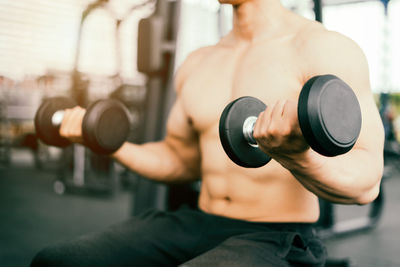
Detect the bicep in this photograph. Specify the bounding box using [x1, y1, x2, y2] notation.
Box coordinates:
[164, 97, 200, 167]
[331, 40, 384, 161]
[302, 31, 385, 192]
[305, 31, 384, 157]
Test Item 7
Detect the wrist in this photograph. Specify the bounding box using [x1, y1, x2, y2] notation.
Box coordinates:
[111, 142, 127, 159]
[277, 148, 325, 173]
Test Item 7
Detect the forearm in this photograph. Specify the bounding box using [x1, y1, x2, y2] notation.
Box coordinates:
[281, 148, 383, 205]
[112, 141, 200, 183]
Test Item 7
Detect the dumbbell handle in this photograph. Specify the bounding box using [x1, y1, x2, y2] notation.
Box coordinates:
[243, 116, 258, 146]
[51, 110, 65, 127]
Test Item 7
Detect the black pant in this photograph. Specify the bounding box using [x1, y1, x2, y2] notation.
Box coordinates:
[31, 208, 326, 266]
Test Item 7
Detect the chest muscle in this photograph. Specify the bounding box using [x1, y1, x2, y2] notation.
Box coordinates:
[181, 42, 303, 133]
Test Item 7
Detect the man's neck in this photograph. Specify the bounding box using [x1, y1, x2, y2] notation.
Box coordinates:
[232, 0, 286, 42]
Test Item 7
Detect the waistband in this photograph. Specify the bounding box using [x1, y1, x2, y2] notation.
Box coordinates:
[198, 209, 316, 237]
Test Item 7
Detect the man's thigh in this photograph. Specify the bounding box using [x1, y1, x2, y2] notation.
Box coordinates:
[180, 231, 326, 267]
[31, 209, 206, 267]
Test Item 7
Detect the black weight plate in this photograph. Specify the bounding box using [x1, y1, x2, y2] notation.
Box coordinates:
[34, 97, 76, 147]
[219, 96, 271, 168]
[298, 75, 362, 156]
[82, 99, 130, 154]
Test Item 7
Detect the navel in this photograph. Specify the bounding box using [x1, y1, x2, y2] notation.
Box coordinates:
[224, 196, 232, 202]
[187, 117, 194, 126]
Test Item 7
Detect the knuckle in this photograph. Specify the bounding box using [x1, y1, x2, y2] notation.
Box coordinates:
[252, 127, 259, 138]
[281, 126, 291, 137]
[73, 129, 81, 137]
[253, 126, 265, 141]
[60, 128, 69, 138]
[65, 129, 72, 137]
[253, 131, 263, 141]
[252, 125, 261, 139]
[267, 125, 278, 137]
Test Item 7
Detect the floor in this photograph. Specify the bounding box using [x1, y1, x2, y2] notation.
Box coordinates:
[0, 149, 132, 266]
[324, 174, 400, 267]
[0, 149, 399, 267]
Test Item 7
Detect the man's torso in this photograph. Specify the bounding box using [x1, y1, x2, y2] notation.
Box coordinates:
[180, 15, 324, 222]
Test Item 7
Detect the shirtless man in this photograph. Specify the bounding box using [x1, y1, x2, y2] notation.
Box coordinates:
[31, 0, 384, 266]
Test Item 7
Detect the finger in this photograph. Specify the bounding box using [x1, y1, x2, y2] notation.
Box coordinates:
[69, 107, 85, 136]
[270, 100, 286, 122]
[253, 105, 273, 141]
[267, 100, 286, 136]
[60, 107, 85, 138]
[282, 99, 300, 130]
[252, 110, 263, 140]
[59, 108, 73, 137]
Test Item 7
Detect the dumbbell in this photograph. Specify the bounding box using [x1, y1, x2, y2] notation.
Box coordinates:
[219, 75, 362, 168]
[34, 97, 130, 154]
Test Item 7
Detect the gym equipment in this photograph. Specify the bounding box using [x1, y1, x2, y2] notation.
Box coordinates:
[219, 75, 362, 168]
[34, 97, 77, 148]
[137, 1, 176, 74]
[220, 97, 270, 168]
[34, 97, 130, 154]
[132, 0, 180, 215]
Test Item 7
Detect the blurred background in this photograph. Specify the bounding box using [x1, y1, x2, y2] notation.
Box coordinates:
[0, 0, 399, 266]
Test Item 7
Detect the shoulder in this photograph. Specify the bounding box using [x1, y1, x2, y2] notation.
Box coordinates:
[296, 25, 369, 87]
[174, 45, 215, 94]
[300, 26, 367, 65]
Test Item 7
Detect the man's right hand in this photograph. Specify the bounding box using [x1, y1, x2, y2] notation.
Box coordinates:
[59, 106, 86, 145]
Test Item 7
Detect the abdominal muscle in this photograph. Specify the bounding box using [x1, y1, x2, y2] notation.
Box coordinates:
[197, 134, 320, 223]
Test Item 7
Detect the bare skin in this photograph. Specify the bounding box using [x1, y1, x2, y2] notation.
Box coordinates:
[61, 0, 384, 223]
